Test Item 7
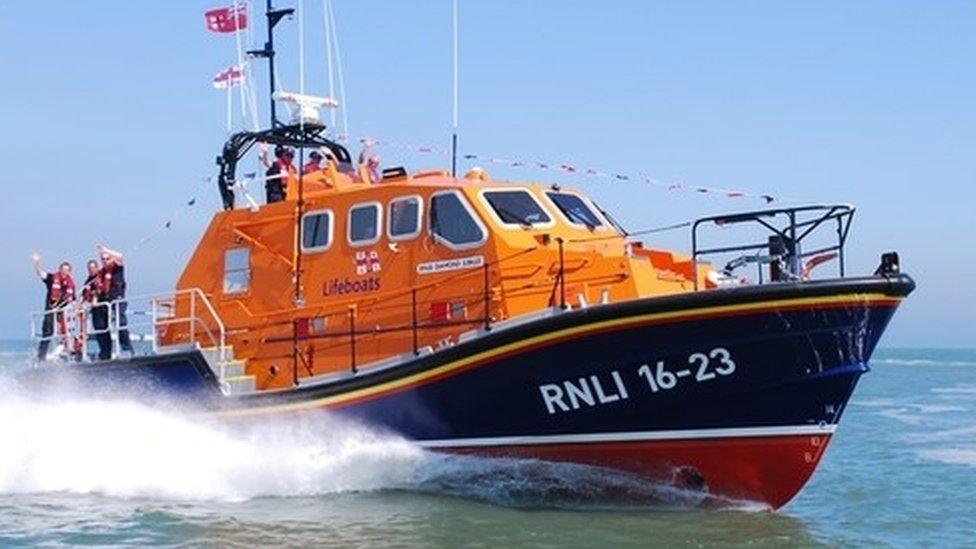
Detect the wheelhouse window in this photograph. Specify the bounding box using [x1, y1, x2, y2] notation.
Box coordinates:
[482, 189, 552, 228]
[348, 202, 382, 246]
[545, 191, 605, 229]
[388, 196, 422, 241]
[301, 210, 333, 252]
[429, 191, 487, 249]
[223, 247, 250, 294]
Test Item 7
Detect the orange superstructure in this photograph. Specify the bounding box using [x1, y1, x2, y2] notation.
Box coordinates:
[167, 165, 709, 390]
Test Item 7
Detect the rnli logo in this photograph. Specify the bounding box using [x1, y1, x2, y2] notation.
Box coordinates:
[355, 251, 381, 276]
[326, 250, 381, 297]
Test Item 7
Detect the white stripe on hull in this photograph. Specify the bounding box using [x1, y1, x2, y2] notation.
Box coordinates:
[417, 424, 837, 449]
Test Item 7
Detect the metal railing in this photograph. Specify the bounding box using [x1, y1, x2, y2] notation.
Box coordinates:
[29, 299, 138, 364]
[691, 204, 855, 290]
[150, 288, 227, 362]
[29, 289, 228, 373]
[265, 261, 501, 383]
[26, 246, 590, 389]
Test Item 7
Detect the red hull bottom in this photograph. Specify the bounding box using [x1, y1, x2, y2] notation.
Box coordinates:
[441, 434, 833, 509]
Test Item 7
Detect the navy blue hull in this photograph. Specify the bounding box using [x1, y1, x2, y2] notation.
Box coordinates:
[328, 294, 893, 440]
[15, 350, 221, 401]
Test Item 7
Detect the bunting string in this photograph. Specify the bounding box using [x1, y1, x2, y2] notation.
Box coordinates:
[350, 136, 797, 204]
[128, 133, 799, 253]
[129, 196, 200, 253]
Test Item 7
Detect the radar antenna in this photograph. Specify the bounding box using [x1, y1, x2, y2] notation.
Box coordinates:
[272, 91, 339, 125]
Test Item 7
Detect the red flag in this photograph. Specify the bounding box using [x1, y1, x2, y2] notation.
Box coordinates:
[213, 65, 245, 89]
[205, 4, 247, 33]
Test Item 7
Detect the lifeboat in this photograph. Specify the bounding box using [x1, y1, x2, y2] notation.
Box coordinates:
[19, 13, 914, 512]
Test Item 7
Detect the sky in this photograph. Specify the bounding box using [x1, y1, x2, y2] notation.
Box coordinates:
[0, 1, 973, 346]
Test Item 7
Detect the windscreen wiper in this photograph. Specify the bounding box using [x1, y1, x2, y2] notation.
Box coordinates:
[569, 211, 597, 231]
[494, 206, 533, 228]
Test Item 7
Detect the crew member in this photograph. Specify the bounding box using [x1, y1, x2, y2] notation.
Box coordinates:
[264, 146, 296, 203]
[31, 253, 75, 361]
[81, 259, 109, 360]
[357, 148, 382, 184]
[303, 150, 323, 174]
[97, 244, 133, 359]
[464, 166, 490, 181]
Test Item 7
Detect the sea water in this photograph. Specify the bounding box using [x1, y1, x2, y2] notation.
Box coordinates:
[0, 341, 973, 547]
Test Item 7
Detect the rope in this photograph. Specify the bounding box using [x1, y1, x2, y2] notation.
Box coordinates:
[626, 221, 692, 237]
[566, 221, 691, 244]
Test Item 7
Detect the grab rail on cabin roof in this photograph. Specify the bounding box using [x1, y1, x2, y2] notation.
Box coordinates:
[691, 204, 855, 290]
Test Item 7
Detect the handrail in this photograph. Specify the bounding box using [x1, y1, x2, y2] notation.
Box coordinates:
[28, 288, 229, 383]
[691, 204, 855, 289]
[26, 241, 584, 388]
[218, 246, 540, 323]
[188, 287, 227, 362]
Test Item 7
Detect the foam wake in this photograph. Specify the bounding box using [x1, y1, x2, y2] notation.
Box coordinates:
[0, 380, 716, 508]
[0, 393, 426, 501]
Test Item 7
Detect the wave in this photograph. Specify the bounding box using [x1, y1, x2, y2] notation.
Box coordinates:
[933, 385, 976, 396]
[913, 404, 968, 414]
[916, 447, 976, 468]
[875, 408, 926, 426]
[873, 359, 976, 367]
[903, 425, 976, 443]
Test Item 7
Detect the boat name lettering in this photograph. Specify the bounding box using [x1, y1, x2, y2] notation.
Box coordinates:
[538, 348, 737, 415]
[417, 255, 484, 275]
[539, 371, 630, 415]
[323, 277, 381, 296]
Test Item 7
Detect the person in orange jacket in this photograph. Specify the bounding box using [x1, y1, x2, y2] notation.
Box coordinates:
[31, 252, 75, 361]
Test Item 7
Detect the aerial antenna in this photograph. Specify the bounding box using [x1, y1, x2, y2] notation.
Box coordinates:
[451, 0, 459, 177]
[323, 0, 337, 130]
[326, 3, 348, 136]
[298, 0, 305, 99]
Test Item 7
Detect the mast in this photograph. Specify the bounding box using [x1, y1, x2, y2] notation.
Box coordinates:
[247, 0, 294, 128]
